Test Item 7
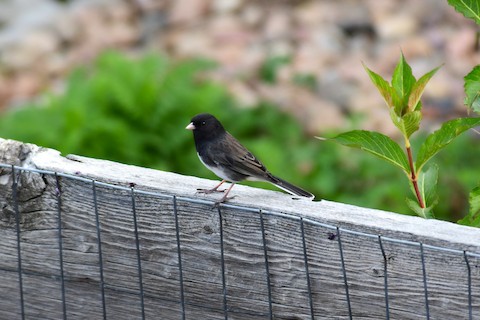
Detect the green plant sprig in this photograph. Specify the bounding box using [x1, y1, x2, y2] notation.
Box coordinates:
[320, 53, 480, 218]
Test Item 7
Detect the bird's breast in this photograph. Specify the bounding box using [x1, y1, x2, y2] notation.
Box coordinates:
[197, 152, 232, 181]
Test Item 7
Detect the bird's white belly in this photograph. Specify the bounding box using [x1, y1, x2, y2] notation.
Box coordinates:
[197, 152, 231, 181]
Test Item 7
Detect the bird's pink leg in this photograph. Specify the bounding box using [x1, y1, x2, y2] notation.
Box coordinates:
[215, 183, 236, 205]
[197, 180, 227, 194]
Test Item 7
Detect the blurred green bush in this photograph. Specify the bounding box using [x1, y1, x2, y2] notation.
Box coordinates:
[0, 51, 478, 221]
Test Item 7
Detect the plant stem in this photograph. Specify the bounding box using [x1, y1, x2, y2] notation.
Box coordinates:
[405, 141, 425, 208]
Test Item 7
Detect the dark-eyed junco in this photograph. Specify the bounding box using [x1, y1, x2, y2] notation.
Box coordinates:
[186, 113, 314, 204]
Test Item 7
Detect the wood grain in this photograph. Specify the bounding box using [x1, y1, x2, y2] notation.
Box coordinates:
[1, 138, 479, 319]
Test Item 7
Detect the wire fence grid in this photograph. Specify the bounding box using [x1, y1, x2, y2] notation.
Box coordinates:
[0, 163, 479, 319]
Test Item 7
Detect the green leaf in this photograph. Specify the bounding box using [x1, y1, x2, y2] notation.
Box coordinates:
[325, 130, 409, 173]
[406, 198, 435, 219]
[363, 63, 397, 109]
[418, 164, 439, 209]
[464, 65, 480, 114]
[447, 0, 480, 24]
[470, 186, 480, 217]
[390, 109, 422, 138]
[458, 186, 480, 227]
[392, 53, 416, 113]
[416, 117, 480, 173]
[407, 65, 442, 113]
[414, 100, 423, 112]
[406, 164, 438, 218]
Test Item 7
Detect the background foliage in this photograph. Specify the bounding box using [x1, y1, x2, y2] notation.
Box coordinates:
[0, 51, 478, 222]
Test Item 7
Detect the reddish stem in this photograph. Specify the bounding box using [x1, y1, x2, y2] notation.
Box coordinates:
[406, 146, 425, 208]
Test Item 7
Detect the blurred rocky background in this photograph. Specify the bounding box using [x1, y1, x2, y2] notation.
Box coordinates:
[0, 0, 478, 135]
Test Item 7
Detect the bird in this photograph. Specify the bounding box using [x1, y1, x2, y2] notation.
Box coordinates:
[186, 113, 314, 204]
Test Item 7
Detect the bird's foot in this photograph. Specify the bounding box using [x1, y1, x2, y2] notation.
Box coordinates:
[197, 188, 225, 194]
[211, 195, 236, 209]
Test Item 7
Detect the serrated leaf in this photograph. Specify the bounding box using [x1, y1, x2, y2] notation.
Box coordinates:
[390, 109, 422, 138]
[392, 53, 416, 113]
[447, 0, 480, 24]
[327, 130, 409, 173]
[363, 63, 397, 109]
[458, 186, 480, 227]
[418, 164, 439, 209]
[416, 117, 480, 173]
[407, 65, 442, 113]
[406, 198, 435, 219]
[464, 65, 480, 114]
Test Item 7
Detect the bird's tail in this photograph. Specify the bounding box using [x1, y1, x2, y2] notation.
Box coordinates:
[268, 174, 315, 200]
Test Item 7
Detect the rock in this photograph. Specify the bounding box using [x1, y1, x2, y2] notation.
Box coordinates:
[168, 29, 212, 57]
[425, 71, 461, 100]
[293, 1, 337, 27]
[227, 81, 259, 107]
[9, 73, 44, 104]
[256, 82, 345, 133]
[397, 36, 433, 57]
[107, 1, 135, 22]
[212, 0, 242, 14]
[263, 9, 291, 39]
[337, 52, 372, 83]
[267, 40, 293, 58]
[52, 14, 81, 44]
[302, 97, 346, 134]
[318, 67, 353, 108]
[374, 14, 419, 39]
[310, 25, 346, 58]
[0, 0, 62, 48]
[348, 91, 379, 113]
[44, 53, 70, 77]
[1, 0, 62, 31]
[338, 2, 372, 35]
[204, 14, 254, 66]
[169, 0, 210, 24]
[208, 14, 246, 40]
[291, 43, 327, 75]
[211, 43, 247, 70]
[134, 0, 166, 12]
[241, 5, 263, 27]
[108, 21, 139, 46]
[447, 27, 477, 59]
[1, 29, 60, 71]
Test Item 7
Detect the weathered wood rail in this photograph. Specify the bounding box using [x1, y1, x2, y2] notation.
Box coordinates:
[0, 138, 479, 319]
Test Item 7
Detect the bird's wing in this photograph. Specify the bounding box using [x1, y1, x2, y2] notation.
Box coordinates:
[214, 132, 268, 178]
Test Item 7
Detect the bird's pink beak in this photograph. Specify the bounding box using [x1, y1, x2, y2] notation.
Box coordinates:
[186, 122, 195, 130]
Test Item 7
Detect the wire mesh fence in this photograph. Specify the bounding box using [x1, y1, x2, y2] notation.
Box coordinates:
[0, 163, 479, 319]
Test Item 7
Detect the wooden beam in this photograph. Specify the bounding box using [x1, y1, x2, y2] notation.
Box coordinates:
[0, 138, 479, 319]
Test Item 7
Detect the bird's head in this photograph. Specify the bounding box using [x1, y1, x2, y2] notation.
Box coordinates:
[186, 113, 225, 140]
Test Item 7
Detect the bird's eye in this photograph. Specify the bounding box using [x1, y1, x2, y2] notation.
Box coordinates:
[202, 121, 206, 125]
